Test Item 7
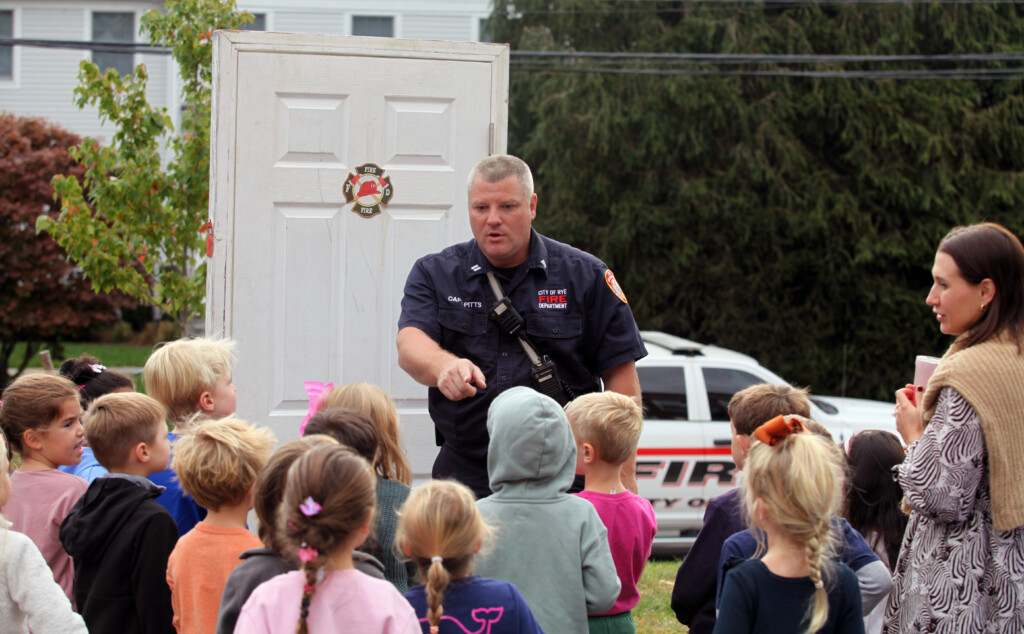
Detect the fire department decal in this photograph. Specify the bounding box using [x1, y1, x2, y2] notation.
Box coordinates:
[344, 163, 394, 218]
[605, 270, 628, 304]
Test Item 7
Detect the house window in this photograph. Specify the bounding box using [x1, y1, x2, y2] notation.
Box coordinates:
[352, 16, 393, 38]
[479, 17, 491, 43]
[92, 11, 134, 77]
[241, 13, 266, 31]
[0, 10, 12, 80]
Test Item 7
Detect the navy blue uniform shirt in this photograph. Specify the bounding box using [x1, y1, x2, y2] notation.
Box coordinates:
[399, 228, 647, 496]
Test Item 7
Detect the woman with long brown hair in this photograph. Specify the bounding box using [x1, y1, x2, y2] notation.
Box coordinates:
[886, 223, 1024, 632]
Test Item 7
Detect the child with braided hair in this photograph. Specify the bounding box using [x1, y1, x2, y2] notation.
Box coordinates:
[714, 416, 864, 634]
[236, 445, 418, 633]
[397, 480, 544, 634]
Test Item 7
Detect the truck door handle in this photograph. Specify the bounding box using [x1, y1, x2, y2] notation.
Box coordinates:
[713, 439, 731, 447]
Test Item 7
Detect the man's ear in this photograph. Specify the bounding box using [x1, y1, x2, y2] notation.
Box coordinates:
[198, 391, 215, 413]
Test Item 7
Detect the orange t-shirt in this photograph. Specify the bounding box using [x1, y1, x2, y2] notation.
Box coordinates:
[166, 522, 261, 633]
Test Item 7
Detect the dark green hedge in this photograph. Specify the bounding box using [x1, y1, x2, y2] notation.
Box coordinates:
[490, 1, 1024, 400]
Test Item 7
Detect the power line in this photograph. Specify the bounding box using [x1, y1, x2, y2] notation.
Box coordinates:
[512, 50, 1024, 63]
[504, 0, 1024, 13]
[510, 64, 1024, 78]
[0, 38, 170, 54]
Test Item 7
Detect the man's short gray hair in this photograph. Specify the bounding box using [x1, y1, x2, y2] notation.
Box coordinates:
[467, 154, 534, 198]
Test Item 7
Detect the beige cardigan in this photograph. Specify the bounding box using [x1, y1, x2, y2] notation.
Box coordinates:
[921, 331, 1024, 531]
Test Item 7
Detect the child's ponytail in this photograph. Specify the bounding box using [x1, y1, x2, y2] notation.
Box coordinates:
[744, 417, 844, 634]
[804, 529, 832, 633]
[298, 550, 327, 634]
[397, 480, 493, 633]
[278, 445, 376, 634]
[426, 556, 451, 632]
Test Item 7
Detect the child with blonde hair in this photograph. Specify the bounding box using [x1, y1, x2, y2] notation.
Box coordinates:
[566, 392, 657, 634]
[673, 382, 812, 633]
[165, 417, 275, 634]
[0, 374, 87, 604]
[0, 430, 88, 633]
[215, 434, 387, 634]
[235, 445, 418, 633]
[144, 337, 238, 535]
[316, 382, 414, 590]
[714, 416, 863, 634]
[398, 480, 544, 634]
[59, 392, 177, 634]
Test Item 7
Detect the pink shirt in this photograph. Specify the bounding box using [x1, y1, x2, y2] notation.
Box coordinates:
[2, 469, 88, 604]
[576, 489, 657, 615]
[237, 569, 420, 634]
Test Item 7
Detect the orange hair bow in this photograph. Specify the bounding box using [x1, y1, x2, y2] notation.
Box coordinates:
[754, 415, 804, 446]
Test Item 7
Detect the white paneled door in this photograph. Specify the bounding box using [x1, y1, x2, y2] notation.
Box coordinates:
[208, 31, 508, 478]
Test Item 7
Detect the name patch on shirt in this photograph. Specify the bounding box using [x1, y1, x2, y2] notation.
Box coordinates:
[448, 296, 483, 309]
[538, 288, 568, 309]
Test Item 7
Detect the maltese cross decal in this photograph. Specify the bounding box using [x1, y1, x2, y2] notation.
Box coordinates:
[344, 163, 395, 218]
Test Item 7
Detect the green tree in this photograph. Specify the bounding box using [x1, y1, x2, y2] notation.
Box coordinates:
[38, 0, 251, 331]
[489, 1, 1024, 400]
[0, 114, 133, 387]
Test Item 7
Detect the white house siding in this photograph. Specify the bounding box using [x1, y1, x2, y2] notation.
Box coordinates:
[3, 0, 490, 144]
[272, 11, 347, 36]
[402, 14, 473, 41]
[1, 2, 169, 144]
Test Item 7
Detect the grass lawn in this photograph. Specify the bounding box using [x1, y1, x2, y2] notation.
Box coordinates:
[10, 342, 154, 369]
[636, 557, 686, 633]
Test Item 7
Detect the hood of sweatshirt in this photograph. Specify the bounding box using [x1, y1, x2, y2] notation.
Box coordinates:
[60, 476, 164, 562]
[486, 386, 577, 498]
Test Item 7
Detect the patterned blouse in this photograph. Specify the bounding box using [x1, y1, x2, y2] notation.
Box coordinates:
[883, 387, 1024, 633]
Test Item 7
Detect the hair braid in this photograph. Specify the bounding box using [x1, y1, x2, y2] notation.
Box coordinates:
[803, 530, 830, 634]
[425, 558, 451, 632]
[297, 556, 326, 634]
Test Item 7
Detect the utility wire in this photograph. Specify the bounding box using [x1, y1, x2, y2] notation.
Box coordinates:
[513, 50, 1024, 63]
[510, 64, 1024, 78]
[0, 38, 170, 54]
[6, 38, 1022, 79]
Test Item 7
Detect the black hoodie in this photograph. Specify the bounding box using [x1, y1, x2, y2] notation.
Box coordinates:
[59, 476, 178, 634]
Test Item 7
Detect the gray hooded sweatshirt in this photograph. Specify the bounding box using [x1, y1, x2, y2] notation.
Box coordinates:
[475, 387, 621, 634]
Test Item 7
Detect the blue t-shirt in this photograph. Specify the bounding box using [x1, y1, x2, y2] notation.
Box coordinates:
[59, 446, 108, 483]
[716, 517, 878, 609]
[148, 432, 206, 535]
[404, 575, 545, 634]
[398, 228, 647, 495]
[714, 559, 864, 634]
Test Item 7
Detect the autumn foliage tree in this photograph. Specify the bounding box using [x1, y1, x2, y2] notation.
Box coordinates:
[39, 0, 251, 330]
[0, 114, 132, 387]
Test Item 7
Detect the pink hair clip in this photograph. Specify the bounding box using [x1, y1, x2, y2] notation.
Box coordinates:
[298, 543, 318, 563]
[299, 496, 321, 517]
[300, 381, 333, 435]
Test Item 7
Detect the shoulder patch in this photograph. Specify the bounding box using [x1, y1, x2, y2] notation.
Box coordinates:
[605, 269, 628, 304]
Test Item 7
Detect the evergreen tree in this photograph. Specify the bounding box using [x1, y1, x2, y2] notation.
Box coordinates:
[490, 1, 1024, 399]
